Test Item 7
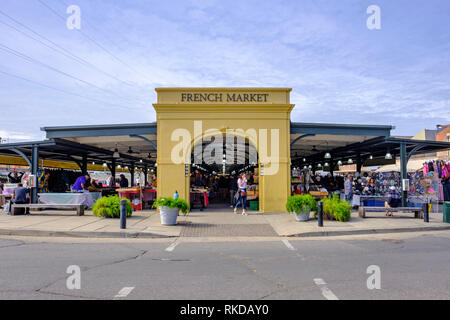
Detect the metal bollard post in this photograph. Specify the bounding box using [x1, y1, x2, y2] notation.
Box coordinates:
[318, 201, 323, 227]
[423, 202, 429, 223]
[120, 199, 127, 229]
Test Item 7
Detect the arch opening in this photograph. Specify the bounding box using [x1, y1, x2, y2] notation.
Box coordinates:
[189, 134, 260, 211]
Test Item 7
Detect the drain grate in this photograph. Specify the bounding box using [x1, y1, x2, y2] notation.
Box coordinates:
[180, 223, 278, 237]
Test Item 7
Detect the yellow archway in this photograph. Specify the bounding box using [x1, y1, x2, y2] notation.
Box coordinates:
[153, 88, 294, 213]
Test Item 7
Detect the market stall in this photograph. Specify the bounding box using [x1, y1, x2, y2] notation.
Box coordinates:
[190, 187, 209, 209]
[118, 187, 142, 211]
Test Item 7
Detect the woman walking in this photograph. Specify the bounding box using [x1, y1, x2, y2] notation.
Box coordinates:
[234, 173, 248, 216]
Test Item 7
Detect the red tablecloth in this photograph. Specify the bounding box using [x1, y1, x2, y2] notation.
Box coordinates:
[118, 190, 142, 210]
[203, 192, 209, 207]
[142, 189, 156, 201]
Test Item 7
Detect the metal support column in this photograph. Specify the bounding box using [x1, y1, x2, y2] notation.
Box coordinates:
[130, 165, 135, 187]
[400, 143, 408, 207]
[31, 145, 39, 204]
[144, 165, 148, 186]
[108, 159, 116, 186]
[329, 160, 334, 177]
[81, 155, 88, 175]
[356, 153, 362, 174]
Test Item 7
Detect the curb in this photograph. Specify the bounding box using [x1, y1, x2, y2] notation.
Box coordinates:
[0, 229, 177, 239]
[288, 225, 450, 238]
[1, 225, 450, 240]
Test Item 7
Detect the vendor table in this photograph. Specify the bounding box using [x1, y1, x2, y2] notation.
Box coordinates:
[101, 188, 118, 197]
[0, 194, 12, 208]
[142, 189, 156, 202]
[309, 191, 329, 200]
[190, 191, 209, 209]
[118, 188, 143, 211]
[38, 193, 95, 208]
[89, 192, 102, 203]
[246, 190, 258, 201]
[355, 195, 389, 207]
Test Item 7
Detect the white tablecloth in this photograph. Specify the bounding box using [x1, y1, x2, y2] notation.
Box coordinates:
[38, 193, 95, 208]
[352, 195, 360, 207]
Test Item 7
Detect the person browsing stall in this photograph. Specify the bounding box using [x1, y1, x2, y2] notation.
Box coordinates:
[119, 174, 129, 188]
[72, 174, 90, 192]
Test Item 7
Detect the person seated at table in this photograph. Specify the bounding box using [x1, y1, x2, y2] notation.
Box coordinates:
[72, 174, 90, 192]
[294, 184, 302, 195]
[9, 183, 30, 214]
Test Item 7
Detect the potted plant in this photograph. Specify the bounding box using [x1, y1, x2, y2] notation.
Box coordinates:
[152, 197, 190, 225]
[286, 194, 317, 221]
[321, 196, 352, 222]
[92, 196, 133, 218]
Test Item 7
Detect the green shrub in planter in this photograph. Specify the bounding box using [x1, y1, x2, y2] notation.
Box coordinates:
[333, 201, 352, 222]
[152, 197, 190, 215]
[322, 197, 351, 222]
[92, 195, 132, 218]
[286, 194, 317, 215]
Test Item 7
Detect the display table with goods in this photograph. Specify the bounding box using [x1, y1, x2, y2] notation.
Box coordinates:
[190, 187, 209, 209]
[353, 195, 389, 207]
[100, 188, 119, 197]
[142, 188, 157, 204]
[308, 191, 329, 200]
[246, 184, 259, 201]
[117, 187, 144, 211]
[0, 193, 12, 208]
[1, 184, 17, 208]
[38, 192, 95, 208]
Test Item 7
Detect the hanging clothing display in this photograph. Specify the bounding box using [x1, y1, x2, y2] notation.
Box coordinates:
[419, 160, 450, 202]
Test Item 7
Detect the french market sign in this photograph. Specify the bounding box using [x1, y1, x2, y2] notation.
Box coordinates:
[180, 92, 270, 103]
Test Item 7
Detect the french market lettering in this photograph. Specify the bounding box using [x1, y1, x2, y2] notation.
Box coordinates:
[180, 92, 270, 103]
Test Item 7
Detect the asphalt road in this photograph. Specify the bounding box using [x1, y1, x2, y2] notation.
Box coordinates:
[0, 232, 449, 300]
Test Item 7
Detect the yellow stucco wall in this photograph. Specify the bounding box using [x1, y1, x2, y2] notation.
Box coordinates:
[153, 88, 294, 213]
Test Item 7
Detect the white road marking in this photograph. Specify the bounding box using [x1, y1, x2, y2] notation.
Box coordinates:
[314, 278, 339, 300]
[114, 287, 134, 298]
[165, 241, 179, 252]
[282, 239, 296, 251]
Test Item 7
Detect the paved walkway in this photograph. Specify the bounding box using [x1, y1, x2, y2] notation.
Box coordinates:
[0, 205, 449, 238]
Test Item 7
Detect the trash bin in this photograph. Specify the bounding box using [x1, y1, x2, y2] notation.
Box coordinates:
[443, 202, 450, 223]
[249, 200, 259, 211]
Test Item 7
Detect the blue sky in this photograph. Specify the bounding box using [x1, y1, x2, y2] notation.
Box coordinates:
[0, 0, 449, 142]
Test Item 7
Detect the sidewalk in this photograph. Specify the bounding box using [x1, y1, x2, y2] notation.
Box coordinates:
[0, 207, 449, 239]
